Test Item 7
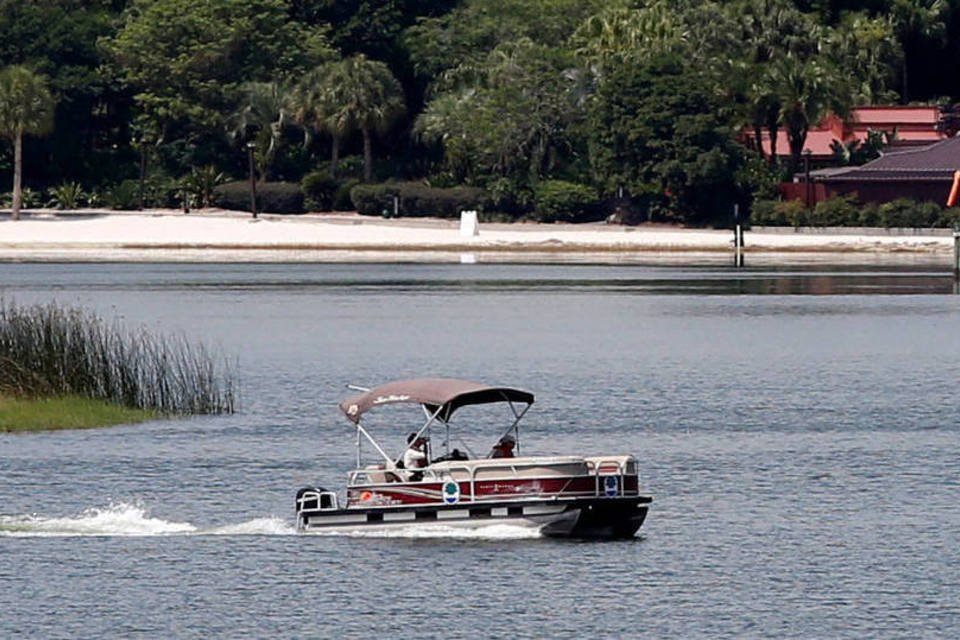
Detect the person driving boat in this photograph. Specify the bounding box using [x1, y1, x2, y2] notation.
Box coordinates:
[402, 433, 428, 480]
[490, 433, 516, 458]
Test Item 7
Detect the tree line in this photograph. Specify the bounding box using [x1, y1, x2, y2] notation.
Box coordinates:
[0, 0, 955, 224]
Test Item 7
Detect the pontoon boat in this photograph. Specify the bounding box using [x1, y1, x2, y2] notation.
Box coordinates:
[296, 378, 652, 539]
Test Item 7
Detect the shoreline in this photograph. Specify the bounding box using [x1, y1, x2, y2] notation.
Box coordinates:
[0, 208, 955, 265]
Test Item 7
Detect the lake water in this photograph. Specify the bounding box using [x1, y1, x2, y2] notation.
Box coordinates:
[2, 263, 959, 638]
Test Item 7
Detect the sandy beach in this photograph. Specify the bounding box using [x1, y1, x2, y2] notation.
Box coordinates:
[0, 208, 954, 264]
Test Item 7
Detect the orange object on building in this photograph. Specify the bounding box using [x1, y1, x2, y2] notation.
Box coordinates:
[947, 170, 960, 207]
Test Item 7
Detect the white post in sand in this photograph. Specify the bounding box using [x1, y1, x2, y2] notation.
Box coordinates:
[459, 210, 479, 237]
[459, 210, 479, 264]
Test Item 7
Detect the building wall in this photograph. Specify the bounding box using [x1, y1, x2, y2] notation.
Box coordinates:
[823, 181, 952, 205]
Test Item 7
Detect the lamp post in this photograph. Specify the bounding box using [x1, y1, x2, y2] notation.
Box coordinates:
[246, 141, 258, 219]
[803, 148, 812, 209]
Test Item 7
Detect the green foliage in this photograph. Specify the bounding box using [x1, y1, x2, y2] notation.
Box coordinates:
[0, 395, 155, 433]
[830, 129, 894, 165]
[0, 64, 57, 218]
[106, 179, 139, 210]
[752, 196, 950, 228]
[228, 81, 294, 180]
[293, 0, 455, 62]
[484, 177, 534, 216]
[301, 170, 339, 211]
[416, 39, 581, 193]
[182, 165, 225, 208]
[104, 0, 333, 133]
[405, 0, 607, 79]
[213, 180, 305, 214]
[0, 3, 119, 187]
[810, 194, 859, 227]
[588, 55, 746, 225]
[878, 198, 944, 228]
[334, 178, 360, 211]
[532, 180, 598, 223]
[350, 181, 487, 217]
[736, 154, 783, 202]
[1, 0, 960, 223]
[0, 299, 235, 415]
[1, 187, 46, 210]
[49, 182, 85, 210]
[858, 201, 881, 227]
[766, 55, 852, 172]
[823, 13, 901, 104]
[750, 199, 807, 227]
[0, 65, 56, 140]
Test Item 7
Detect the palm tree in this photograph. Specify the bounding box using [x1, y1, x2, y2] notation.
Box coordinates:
[767, 55, 851, 173]
[321, 55, 405, 182]
[733, 0, 818, 167]
[228, 82, 291, 180]
[290, 66, 350, 178]
[823, 14, 901, 105]
[572, 3, 688, 76]
[889, 0, 946, 103]
[0, 66, 56, 221]
[414, 89, 477, 182]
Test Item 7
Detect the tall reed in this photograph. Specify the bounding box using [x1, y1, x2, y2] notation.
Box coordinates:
[0, 300, 235, 415]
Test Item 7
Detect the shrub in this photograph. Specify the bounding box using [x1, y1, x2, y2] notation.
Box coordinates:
[938, 206, 960, 229]
[334, 178, 360, 211]
[301, 170, 339, 211]
[810, 195, 859, 227]
[878, 198, 943, 228]
[106, 180, 140, 210]
[749, 199, 778, 225]
[182, 165, 224, 208]
[213, 181, 305, 214]
[485, 177, 533, 216]
[334, 155, 365, 180]
[350, 181, 487, 218]
[3, 188, 47, 209]
[532, 180, 598, 223]
[144, 175, 183, 209]
[749, 198, 807, 227]
[858, 202, 880, 227]
[49, 182, 85, 210]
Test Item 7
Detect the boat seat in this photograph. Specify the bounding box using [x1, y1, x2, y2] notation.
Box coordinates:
[363, 464, 402, 484]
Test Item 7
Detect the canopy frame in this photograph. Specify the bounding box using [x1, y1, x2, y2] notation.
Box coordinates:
[337, 378, 535, 468]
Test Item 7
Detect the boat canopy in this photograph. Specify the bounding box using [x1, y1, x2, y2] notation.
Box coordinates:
[339, 378, 534, 424]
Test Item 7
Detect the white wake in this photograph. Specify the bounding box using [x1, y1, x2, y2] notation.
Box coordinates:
[0, 503, 295, 538]
[1, 503, 540, 539]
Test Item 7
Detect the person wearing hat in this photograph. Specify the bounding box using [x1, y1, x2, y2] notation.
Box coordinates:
[490, 433, 516, 458]
[402, 432, 429, 480]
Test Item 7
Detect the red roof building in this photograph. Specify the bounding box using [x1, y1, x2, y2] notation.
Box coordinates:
[751, 106, 945, 160]
[798, 135, 960, 205]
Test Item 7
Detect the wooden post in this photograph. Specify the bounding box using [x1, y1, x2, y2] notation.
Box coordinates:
[953, 224, 960, 279]
[733, 204, 744, 267]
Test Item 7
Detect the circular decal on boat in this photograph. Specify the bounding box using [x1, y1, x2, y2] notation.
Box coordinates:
[442, 480, 460, 505]
[604, 476, 618, 497]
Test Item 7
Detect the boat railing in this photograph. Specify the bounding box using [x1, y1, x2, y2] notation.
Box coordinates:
[348, 455, 639, 500]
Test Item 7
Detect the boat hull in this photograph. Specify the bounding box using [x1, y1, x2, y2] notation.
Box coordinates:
[298, 495, 651, 539]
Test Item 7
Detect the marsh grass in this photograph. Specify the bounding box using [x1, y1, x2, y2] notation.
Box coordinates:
[0, 394, 155, 432]
[0, 300, 236, 415]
